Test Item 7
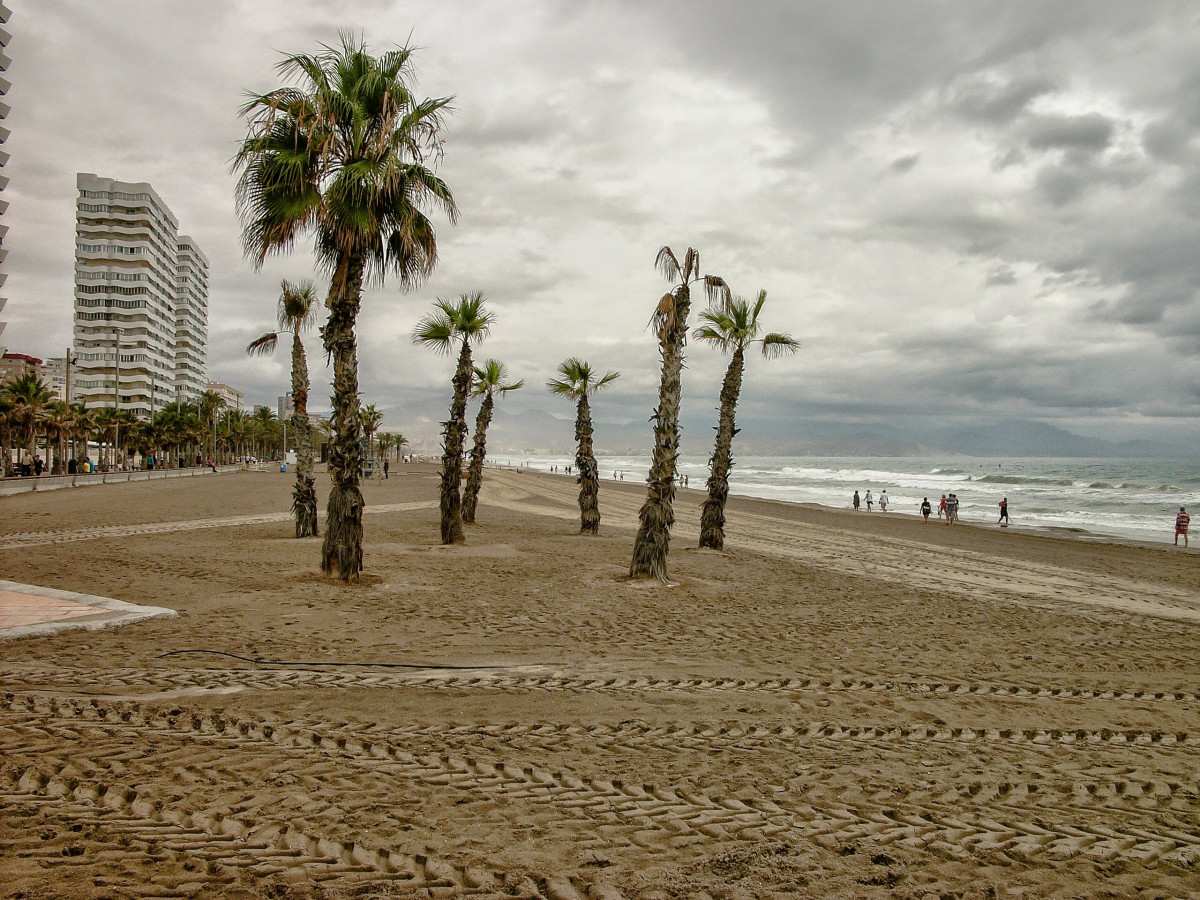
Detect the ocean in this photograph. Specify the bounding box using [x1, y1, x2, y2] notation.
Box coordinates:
[491, 454, 1200, 546]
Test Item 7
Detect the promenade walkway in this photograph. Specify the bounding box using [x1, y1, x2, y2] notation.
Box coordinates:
[0, 580, 177, 641]
[0, 464, 240, 497]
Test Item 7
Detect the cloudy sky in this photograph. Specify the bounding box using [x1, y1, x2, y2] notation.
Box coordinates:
[4, 1, 1200, 452]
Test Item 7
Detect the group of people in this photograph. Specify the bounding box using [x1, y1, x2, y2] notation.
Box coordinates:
[919, 493, 966, 524]
[856, 490, 1014, 527]
[852, 489, 890, 512]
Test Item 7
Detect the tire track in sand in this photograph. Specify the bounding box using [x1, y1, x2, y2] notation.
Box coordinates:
[4, 695, 1198, 872]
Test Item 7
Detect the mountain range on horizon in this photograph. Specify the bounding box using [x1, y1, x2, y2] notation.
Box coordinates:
[396, 403, 1196, 459]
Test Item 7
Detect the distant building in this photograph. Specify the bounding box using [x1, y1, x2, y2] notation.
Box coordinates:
[206, 380, 243, 412]
[0, 4, 12, 359]
[0, 352, 68, 402]
[278, 392, 294, 420]
[72, 173, 209, 418]
[40, 355, 68, 401]
[0, 350, 36, 384]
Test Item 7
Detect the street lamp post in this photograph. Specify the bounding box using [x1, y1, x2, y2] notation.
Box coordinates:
[111, 331, 121, 471]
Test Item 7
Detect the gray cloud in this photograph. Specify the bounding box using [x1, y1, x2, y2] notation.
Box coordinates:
[1025, 112, 1115, 153]
[950, 73, 1059, 124]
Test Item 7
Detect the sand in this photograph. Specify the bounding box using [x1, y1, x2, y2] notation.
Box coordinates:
[1, 463, 1198, 899]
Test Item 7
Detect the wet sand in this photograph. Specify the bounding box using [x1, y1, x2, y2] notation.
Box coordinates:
[2, 463, 1199, 899]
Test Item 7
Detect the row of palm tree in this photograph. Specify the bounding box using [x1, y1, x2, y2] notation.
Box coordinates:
[413, 291, 494, 544]
[0, 373, 309, 476]
[618, 246, 798, 578]
[231, 37, 797, 582]
[376, 431, 409, 462]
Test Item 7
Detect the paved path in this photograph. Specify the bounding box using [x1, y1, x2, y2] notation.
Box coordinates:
[0, 581, 177, 641]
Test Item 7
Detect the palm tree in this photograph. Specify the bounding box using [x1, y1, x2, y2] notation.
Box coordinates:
[413, 292, 494, 544]
[250, 406, 280, 459]
[4, 372, 54, 473]
[234, 33, 458, 582]
[462, 359, 522, 524]
[359, 403, 384, 473]
[0, 389, 15, 476]
[548, 358, 620, 535]
[630, 246, 729, 580]
[42, 401, 74, 474]
[248, 279, 321, 536]
[377, 431, 407, 463]
[197, 390, 228, 463]
[71, 402, 94, 472]
[694, 290, 799, 549]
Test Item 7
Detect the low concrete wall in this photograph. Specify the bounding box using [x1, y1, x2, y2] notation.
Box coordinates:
[0, 465, 241, 497]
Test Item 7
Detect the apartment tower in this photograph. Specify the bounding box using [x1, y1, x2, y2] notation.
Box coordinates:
[73, 173, 208, 417]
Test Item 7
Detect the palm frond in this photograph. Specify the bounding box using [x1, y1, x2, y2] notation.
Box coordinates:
[703, 275, 732, 310]
[655, 246, 681, 283]
[247, 332, 280, 357]
[760, 333, 800, 359]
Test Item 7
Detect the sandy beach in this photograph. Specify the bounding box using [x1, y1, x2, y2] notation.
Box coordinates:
[1, 463, 1198, 899]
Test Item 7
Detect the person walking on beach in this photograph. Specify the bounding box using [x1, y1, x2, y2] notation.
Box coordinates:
[879, 490, 889, 512]
[1175, 507, 1190, 547]
[920, 497, 931, 522]
[853, 490, 860, 511]
[946, 493, 959, 525]
[864, 489, 873, 511]
[997, 497, 1009, 526]
[938, 494, 947, 519]
[383, 458, 390, 479]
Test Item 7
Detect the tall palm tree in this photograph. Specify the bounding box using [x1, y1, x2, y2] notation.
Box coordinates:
[234, 33, 458, 582]
[4, 372, 54, 472]
[359, 403, 384, 472]
[630, 246, 729, 580]
[694, 290, 799, 549]
[248, 279, 322, 536]
[462, 359, 522, 524]
[413, 291, 494, 544]
[548, 358, 620, 535]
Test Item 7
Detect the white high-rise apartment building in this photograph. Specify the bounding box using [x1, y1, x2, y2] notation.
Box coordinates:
[73, 173, 208, 418]
[173, 235, 209, 400]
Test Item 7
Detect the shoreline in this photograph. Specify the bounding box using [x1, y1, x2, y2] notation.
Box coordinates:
[513, 461, 1193, 552]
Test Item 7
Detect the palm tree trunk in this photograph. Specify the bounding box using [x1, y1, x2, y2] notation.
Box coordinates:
[320, 252, 366, 581]
[2, 422, 14, 476]
[55, 429, 67, 475]
[291, 331, 318, 538]
[699, 348, 744, 550]
[462, 391, 494, 525]
[576, 394, 601, 534]
[631, 291, 691, 579]
[438, 338, 472, 544]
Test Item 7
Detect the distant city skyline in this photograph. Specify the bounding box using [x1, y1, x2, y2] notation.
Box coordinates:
[2, 2, 1199, 454]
